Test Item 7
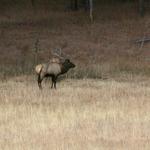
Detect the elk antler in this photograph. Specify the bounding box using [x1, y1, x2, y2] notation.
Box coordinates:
[51, 47, 72, 61]
[51, 48, 64, 59]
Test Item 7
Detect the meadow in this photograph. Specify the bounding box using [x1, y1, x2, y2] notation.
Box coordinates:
[0, 75, 150, 150]
[0, 2, 150, 149]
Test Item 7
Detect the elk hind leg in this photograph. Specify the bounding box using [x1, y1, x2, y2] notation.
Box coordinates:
[38, 74, 44, 90]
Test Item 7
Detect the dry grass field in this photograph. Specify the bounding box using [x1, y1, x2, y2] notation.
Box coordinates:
[0, 75, 150, 150]
[0, 2, 150, 149]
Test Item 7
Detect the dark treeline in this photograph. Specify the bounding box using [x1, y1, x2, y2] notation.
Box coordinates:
[0, 0, 139, 7]
[0, 0, 147, 16]
[0, 0, 135, 12]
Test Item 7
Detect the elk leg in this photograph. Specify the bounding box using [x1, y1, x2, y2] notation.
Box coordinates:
[51, 76, 55, 89]
[38, 75, 42, 90]
[54, 76, 57, 89]
[38, 73, 44, 90]
[51, 76, 57, 89]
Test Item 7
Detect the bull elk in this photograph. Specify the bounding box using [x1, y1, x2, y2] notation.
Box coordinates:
[35, 48, 75, 89]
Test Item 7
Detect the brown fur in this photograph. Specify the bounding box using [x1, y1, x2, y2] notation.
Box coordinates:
[35, 57, 62, 75]
[35, 58, 75, 89]
[49, 57, 61, 64]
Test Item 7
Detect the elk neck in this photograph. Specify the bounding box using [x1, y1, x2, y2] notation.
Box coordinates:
[61, 63, 70, 74]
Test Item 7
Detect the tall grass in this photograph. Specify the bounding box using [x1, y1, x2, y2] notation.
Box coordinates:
[0, 77, 150, 149]
[0, 58, 149, 81]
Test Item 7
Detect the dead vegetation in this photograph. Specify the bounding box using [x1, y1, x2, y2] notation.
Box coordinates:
[0, 77, 150, 150]
[0, 2, 150, 150]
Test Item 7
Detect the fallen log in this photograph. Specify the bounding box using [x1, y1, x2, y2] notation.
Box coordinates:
[135, 38, 150, 43]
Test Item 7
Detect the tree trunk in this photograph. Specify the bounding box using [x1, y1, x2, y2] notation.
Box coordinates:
[70, 0, 78, 10]
[85, 0, 90, 11]
[74, 0, 78, 10]
[89, 0, 93, 22]
[139, 0, 144, 16]
[31, 0, 35, 7]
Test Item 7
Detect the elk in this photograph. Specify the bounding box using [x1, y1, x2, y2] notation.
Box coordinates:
[35, 48, 75, 89]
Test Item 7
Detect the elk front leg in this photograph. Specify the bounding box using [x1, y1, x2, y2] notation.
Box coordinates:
[51, 76, 55, 89]
[54, 76, 57, 89]
[51, 76, 57, 89]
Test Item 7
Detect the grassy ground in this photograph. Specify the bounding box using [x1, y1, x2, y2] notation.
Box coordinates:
[0, 76, 150, 150]
[0, 2, 150, 149]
